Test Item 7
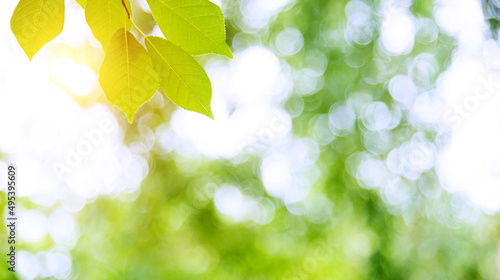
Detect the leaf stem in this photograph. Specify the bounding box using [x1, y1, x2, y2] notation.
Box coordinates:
[121, 0, 131, 19]
[131, 20, 148, 39]
[120, 0, 149, 41]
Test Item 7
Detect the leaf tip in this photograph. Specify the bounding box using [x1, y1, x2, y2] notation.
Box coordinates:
[223, 46, 233, 59]
[20, 47, 36, 61]
[200, 102, 214, 119]
[193, 101, 214, 120]
[195, 106, 214, 119]
[126, 111, 136, 123]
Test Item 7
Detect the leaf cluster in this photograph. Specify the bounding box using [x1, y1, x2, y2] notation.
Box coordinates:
[10, 0, 233, 122]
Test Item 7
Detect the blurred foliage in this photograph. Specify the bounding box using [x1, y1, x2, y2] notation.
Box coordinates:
[2, 0, 500, 279]
[484, 0, 500, 39]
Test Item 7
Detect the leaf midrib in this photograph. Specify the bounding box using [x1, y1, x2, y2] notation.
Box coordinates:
[146, 37, 211, 116]
[156, 0, 225, 54]
[107, 0, 112, 49]
[124, 29, 131, 113]
[31, 0, 47, 57]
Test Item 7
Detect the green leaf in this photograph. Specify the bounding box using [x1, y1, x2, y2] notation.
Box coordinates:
[85, 0, 131, 50]
[146, 36, 213, 119]
[99, 29, 159, 123]
[146, 0, 232, 58]
[10, 0, 65, 61]
[75, 0, 86, 8]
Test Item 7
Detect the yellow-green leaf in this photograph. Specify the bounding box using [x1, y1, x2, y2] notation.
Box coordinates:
[75, 0, 86, 9]
[99, 29, 159, 123]
[146, 36, 213, 119]
[146, 0, 232, 58]
[85, 0, 131, 50]
[10, 0, 65, 61]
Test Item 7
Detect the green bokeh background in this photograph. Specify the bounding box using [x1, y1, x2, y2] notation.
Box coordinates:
[2, 0, 500, 279]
